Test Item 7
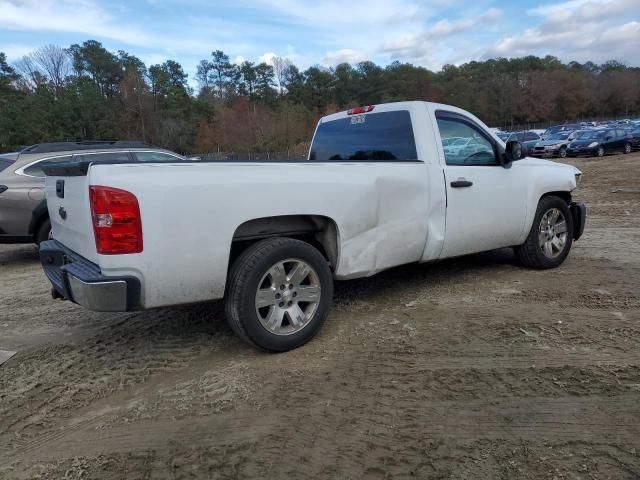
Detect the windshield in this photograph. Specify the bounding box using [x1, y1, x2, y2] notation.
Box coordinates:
[575, 130, 606, 140]
[546, 132, 571, 141]
[544, 126, 563, 135]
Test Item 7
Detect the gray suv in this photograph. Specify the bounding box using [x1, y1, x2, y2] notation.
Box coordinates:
[0, 141, 186, 245]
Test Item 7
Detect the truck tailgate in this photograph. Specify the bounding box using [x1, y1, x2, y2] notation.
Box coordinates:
[45, 174, 99, 264]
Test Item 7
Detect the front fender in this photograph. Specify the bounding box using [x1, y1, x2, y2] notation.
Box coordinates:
[516, 159, 580, 244]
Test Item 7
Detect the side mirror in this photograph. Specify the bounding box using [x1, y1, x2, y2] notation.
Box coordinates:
[503, 140, 524, 166]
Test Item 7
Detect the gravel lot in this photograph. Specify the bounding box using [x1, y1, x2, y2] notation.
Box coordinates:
[1, 153, 640, 479]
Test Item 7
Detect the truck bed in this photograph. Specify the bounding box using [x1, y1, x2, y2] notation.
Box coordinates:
[44, 159, 445, 308]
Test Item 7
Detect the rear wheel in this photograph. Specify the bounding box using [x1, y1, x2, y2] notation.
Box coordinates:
[515, 196, 574, 269]
[225, 237, 333, 352]
[35, 218, 52, 246]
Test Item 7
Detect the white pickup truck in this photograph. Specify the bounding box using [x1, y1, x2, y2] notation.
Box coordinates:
[39, 101, 586, 351]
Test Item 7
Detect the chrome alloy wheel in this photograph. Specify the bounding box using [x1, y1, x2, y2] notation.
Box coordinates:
[255, 258, 321, 335]
[538, 208, 568, 259]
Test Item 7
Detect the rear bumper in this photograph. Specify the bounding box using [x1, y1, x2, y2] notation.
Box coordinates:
[570, 202, 587, 241]
[39, 240, 140, 312]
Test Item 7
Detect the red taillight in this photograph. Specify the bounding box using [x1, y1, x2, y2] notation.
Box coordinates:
[89, 186, 143, 254]
[347, 105, 375, 115]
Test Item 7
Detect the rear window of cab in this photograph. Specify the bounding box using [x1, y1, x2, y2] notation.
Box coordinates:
[309, 110, 418, 162]
[0, 154, 17, 173]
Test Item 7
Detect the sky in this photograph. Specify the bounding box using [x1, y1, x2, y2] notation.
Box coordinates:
[1, 0, 639, 86]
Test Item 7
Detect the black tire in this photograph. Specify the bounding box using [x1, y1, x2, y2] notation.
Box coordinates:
[623, 143, 631, 154]
[35, 218, 51, 246]
[596, 146, 605, 157]
[514, 196, 574, 269]
[224, 237, 334, 352]
[558, 146, 567, 158]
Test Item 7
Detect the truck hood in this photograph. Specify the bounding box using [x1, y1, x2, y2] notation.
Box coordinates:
[519, 157, 582, 175]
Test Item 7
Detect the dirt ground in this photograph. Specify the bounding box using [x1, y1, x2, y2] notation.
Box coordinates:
[1, 153, 640, 479]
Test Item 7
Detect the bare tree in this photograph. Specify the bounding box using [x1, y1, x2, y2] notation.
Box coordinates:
[14, 56, 46, 91]
[31, 45, 71, 90]
[14, 45, 70, 91]
[272, 56, 292, 95]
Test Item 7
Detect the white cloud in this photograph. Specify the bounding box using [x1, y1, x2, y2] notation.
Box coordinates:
[2, 44, 36, 61]
[0, 0, 151, 46]
[258, 52, 278, 65]
[381, 8, 504, 61]
[233, 55, 246, 65]
[489, 0, 640, 64]
[322, 48, 369, 66]
[248, 0, 429, 29]
[0, 0, 247, 54]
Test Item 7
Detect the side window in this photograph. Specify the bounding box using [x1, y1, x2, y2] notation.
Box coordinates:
[133, 151, 183, 162]
[75, 152, 131, 163]
[436, 117, 497, 166]
[23, 155, 72, 177]
[525, 132, 539, 141]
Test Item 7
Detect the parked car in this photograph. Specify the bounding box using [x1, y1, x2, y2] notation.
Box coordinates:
[626, 125, 640, 150]
[0, 141, 186, 245]
[541, 124, 580, 140]
[530, 130, 579, 158]
[567, 128, 633, 157]
[38, 101, 586, 352]
[442, 137, 496, 159]
[499, 130, 541, 156]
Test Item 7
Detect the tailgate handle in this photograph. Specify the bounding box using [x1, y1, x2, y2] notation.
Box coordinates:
[450, 179, 473, 188]
[56, 180, 65, 198]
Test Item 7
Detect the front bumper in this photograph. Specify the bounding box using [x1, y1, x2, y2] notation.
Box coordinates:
[39, 240, 140, 312]
[567, 147, 597, 156]
[531, 148, 558, 157]
[570, 202, 587, 241]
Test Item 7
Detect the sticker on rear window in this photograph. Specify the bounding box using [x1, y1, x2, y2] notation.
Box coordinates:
[351, 115, 366, 125]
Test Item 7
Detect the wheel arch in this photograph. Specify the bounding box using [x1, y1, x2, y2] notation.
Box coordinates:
[521, 189, 573, 245]
[540, 190, 572, 205]
[228, 214, 340, 272]
[28, 199, 49, 240]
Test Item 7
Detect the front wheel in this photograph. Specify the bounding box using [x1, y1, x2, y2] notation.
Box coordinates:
[514, 196, 574, 269]
[558, 146, 567, 158]
[596, 146, 605, 157]
[225, 237, 334, 352]
[623, 143, 631, 154]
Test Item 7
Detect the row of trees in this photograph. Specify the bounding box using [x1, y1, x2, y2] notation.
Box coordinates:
[1, 40, 639, 153]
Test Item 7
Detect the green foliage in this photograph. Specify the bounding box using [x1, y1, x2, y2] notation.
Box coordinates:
[1, 42, 639, 153]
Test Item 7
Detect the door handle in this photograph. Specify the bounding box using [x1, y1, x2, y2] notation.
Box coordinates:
[450, 179, 473, 188]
